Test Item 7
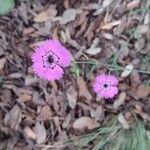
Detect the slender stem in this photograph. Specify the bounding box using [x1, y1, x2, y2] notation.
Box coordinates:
[75, 60, 150, 75]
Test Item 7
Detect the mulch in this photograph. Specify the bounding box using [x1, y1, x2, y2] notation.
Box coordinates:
[0, 0, 150, 149]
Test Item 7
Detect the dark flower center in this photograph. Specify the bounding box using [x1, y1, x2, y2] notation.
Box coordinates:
[47, 55, 54, 64]
[42, 50, 60, 69]
[103, 84, 108, 88]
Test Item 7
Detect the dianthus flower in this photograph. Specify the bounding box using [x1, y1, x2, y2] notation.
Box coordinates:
[32, 39, 72, 80]
[92, 74, 118, 99]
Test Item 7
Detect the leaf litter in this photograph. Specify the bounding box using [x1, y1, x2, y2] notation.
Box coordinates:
[0, 0, 150, 149]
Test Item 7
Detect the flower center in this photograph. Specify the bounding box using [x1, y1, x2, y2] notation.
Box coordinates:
[103, 84, 108, 88]
[42, 50, 60, 69]
[47, 55, 54, 64]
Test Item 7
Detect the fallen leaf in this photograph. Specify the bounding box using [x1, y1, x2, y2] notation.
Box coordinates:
[60, 9, 76, 24]
[84, 22, 94, 43]
[40, 105, 53, 121]
[114, 92, 126, 110]
[29, 41, 44, 49]
[62, 113, 72, 129]
[101, 20, 121, 30]
[136, 84, 150, 98]
[0, 57, 6, 70]
[121, 64, 134, 77]
[67, 39, 80, 49]
[76, 76, 92, 101]
[127, 0, 141, 10]
[60, 30, 67, 43]
[136, 24, 149, 35]
[50, 80, 58, 92]
[102, 32, 114, 40]
[144, 11, 150, 25]
[75, 18, 88, 38]
[34, 122, 46, 144]
[8, 73, 23, 79]
[74, 11, 89, 27]
[73, 116, 100, 130]
[93, 0, 113, 15]
[4, 105, 22, 130]
[53, 116, 61, 133]
[67, 86, 77, 109]
[0, 89, 12, 102]
[143, 100, 150, 115]
[23, 27, 35, 35]
[134, 38, 145, 51]
[24, 126, 36, 140]
[102, 0, 113, 7]
[18, 94, 32, 102]
[34, 8, 57, 22]
[90, 106, 104, 121]
[25, 75, 38, 86]
[130, 71, 141, 87]
[86, 47, 102, 55]
[118, 114, 129, 129]
[118, 41, 129, 64]
[33, 22, 52, 35]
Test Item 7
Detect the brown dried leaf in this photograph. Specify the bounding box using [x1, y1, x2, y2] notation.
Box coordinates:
[84, 22, 94, 43]
[25, 75, 38, 86]
[60, 30, 67, 43]
[127, 0, 141, 10]
[76, 76, 92, 101]
[136, 84, 150, 98]
[143, 100, 150, 115]
[101, 20, 121, 30]
[4, 105, 22, 130]
[18, 94, 32, 102]
[29, 41, 44, 49]
[86, 47, 102, 55]
[8, 73, 23, 79]
[86, 38, 102, 55]
[75, 18, 88, 38]
[137, 24, 149, 35]
[40, 105, 53, 121]
[130, 72, 141, 87]
[102, 32, 114, 40]
[73, 116, 100, 130]
[118, 114, 129, 129]
[62, 113, 72, 129]
[24, 126, 36, 140]
[93, 0, 113, 15]
[67, 39, 80, 49]
[50, 81, 58, 92]
[53, 116, 62, 133]
[0, 57, 6, 70]
[90, 106, 104, 121]
[23, 27, 35, 35]
[144, 12, 150, 25]
[0, 89, 12, 102]
[34, 8, 57, 22]
[67, 86, 77, 109]
[74, 11, 89, 27]
[114, 92, 126, 110]
[34, 122, 46, 144]
[102, 0, 114, 7]
[121, 64, 134, 77]
[60, 9, 77, 24]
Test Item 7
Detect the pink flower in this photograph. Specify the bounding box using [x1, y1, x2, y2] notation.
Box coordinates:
[92, 74, 119, 99]
[32, 39, 72, 80]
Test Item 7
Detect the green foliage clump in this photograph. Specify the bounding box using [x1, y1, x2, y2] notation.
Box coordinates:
[0, 0, 14, 15]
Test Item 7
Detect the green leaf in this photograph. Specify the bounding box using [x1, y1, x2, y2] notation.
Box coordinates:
[0, 0, 14, 15]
